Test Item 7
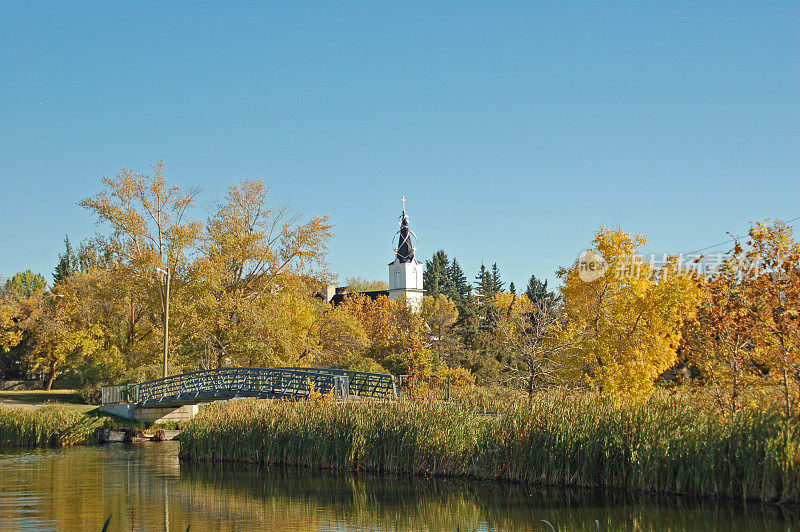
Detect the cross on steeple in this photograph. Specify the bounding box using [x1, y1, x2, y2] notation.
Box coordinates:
[401, 195, 406, 212]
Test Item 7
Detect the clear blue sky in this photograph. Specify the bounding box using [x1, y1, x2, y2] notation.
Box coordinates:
[1, 2, 798, 289]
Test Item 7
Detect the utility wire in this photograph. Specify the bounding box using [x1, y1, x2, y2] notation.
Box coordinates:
[684, 215, 800, 255]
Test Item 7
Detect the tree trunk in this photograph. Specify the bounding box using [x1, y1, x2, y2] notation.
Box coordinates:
[528, 370, 535, 402]
[45, 361, 57, 391]
[784, 368, 792, 419]
[731, 360, 739, 415]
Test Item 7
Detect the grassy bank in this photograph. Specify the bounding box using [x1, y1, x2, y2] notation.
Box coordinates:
[180, 394, 800, 503]
[0, 390, 84, 405]
[0, 405, 110, 447]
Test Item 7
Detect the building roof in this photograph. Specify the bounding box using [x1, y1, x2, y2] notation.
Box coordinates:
[329, 289, 389, 306]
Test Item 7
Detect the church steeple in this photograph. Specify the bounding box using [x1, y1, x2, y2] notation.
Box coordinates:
[388, 196, 425, 308]
[395, 197, 416, 263]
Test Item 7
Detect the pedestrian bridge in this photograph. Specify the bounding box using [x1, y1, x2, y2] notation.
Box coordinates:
[101, 366, 398, 408]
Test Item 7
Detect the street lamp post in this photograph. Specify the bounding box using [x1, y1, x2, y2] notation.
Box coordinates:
[156, 267, 170, 379]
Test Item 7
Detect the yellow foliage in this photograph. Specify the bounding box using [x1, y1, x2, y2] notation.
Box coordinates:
[558, 228, 703, 401]
[436, 364, 476, 388]
[314, 305, 369, 367]
[339, 293, 398, 351]
[492, 291, 535, 316]
[421, 294, 458, 341]
[0, 291, 23, 352]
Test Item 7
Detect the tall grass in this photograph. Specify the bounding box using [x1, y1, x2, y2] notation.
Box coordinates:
[0, 405, 105, 447]
[180, 393, 800, 503]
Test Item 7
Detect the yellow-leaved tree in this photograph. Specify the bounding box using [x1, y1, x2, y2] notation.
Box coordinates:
[421, 294, 458, 346]
[558, 228, 702, 400]
[81, 162, 203, 374]
[494, 291, 583, 399]
[24, 288, 106, 390]
[313, 305, 370, 369]
[0, 287, 24, 354]
[192, 180, 333, 368]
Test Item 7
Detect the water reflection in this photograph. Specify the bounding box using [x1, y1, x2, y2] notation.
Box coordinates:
[0, 442, 795, 531]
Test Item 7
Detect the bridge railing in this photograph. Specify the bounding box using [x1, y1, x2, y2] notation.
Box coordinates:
[137, 367, 349, 404]
[101, 383, 140, 404]
[273, 367, 398, 399]
[101, 366, 397, 405]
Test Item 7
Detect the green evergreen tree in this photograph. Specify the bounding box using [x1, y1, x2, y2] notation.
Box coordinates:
[490, 263, 504, 295]
[509, 281, 516, 295]
[525, 274, 554, 304]
[475, 263, 492, 298]
[475, 263, 503, 300]
[53, 235, 79, 285]
[423, 249, 450, 297]
[447, 258, 471, 302]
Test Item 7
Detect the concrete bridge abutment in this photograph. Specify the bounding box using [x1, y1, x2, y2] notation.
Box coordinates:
[99, 403, 199, 424]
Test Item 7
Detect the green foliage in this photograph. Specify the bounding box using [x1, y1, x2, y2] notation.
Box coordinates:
[446, 259, 471, 303]
[475, 263, 504, 300]
[525, 274, 554, 304]
[490, 263, 503, 294]
[5, 271, 47, 299]
[181, 393, 800, 503]
[423, 250, 450, 297]
[53, 236, 79, 285]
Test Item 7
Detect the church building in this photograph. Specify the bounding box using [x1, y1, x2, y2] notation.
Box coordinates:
[320, 198, 425, 308]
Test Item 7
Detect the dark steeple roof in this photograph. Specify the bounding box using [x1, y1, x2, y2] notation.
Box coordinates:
[393, 199, 418, 263]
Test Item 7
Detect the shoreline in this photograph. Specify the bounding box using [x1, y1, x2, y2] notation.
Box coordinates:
[179, 395, 800, 504]
[0, 403, 180, 447]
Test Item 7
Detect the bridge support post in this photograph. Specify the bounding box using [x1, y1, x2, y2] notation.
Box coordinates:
[99, 403, 198, 424]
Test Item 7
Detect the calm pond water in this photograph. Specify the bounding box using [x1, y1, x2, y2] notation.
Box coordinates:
[0, 442, 796, 531]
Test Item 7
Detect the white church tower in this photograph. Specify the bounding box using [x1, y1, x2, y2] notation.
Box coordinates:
[388, 197, 425, 308]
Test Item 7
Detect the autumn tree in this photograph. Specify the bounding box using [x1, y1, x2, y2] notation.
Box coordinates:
[0, 286, 25, 376]
[496, 294, 578, 399]
[747, 220, 800, 417]
[344, 276, 389, 292]
[23, 288, 106, 390]
[340, 293, 397, 358]
[5, 271, 47, 299]
[558, 228, 703, 400]
[81, 162, 203, 373]
[421, 294, 458, 346]
[314, 305, 370, 369]
[386, 295, 431, 377]
[193, 179, 333, 368]
[686, 251, 763, 415]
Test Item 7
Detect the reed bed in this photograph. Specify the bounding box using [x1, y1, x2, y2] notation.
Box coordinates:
[0, 405, 105, 447]
[180, 393, 800, 503]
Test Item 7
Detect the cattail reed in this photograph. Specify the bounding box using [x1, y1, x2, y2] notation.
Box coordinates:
[180, 393, 800, 503]
[0, 405, 104, 447]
